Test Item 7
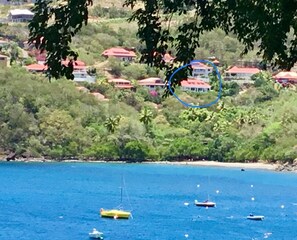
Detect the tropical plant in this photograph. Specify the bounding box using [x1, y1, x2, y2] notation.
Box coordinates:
[104, 115, 121, 133]
[139, 106, 153, 130]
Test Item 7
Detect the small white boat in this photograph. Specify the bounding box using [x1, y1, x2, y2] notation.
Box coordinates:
[194, 199, 216, 207]
[89, 228, 104, 239]
[247, 214, 264, 221]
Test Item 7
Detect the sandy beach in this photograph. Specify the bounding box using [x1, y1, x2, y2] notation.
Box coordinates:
[148, 160, 279, 171]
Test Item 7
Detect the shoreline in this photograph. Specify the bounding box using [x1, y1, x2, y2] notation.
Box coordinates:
[147, 160, 279, 171]
[1, 158, 295, 172]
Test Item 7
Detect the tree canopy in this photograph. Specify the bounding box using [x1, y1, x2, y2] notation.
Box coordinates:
[29, 0, 297, 83]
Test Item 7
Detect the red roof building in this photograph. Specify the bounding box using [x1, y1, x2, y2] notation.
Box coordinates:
[191, 62, 213, 81]
[181, 78, 211, 92]
[24, 59, 95, 83]
[273, 71, 297, 85]
[62, 60, 86, 70]
[102, 47, 136, 61]
[224, 66, 260, 82]
[25, 63, 47, 72]
[138, 77, 165, 90]
[108, 78, 133, 89]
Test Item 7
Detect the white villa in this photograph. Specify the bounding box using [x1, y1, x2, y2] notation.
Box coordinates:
[224, 66, 260, 83]
[108, 78, 133, 89]
[191, 62, 213, 82]
[181, 78, 211, 93]
[72, 68, 96, 83]
[138, 77, 165, 90]
[102, 47, 136, 62]
[8, 9, 34, 22]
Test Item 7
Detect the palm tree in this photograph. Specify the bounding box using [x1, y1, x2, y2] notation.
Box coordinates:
[139, 107, 153, 128]
[104, 115, 121, 133]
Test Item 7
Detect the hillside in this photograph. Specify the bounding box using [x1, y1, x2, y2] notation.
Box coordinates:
[0, 2, 296, 163]
[0, 66, 296, 162]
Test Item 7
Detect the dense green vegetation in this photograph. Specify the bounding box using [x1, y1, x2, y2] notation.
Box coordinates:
[0, 67, 296, 162]
[0, 2, 296, 163]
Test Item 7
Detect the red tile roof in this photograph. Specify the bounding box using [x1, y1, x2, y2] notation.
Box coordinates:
[108, 78, 133, 89]
[138, 77, 164, 86]
[191, 62, 212, 69]
[25, 63, 47, 71]
[225, 66, 260, 74]
[274, 71, 297, 79]
[181, 78, 211, 88]
[102, 47, 136, 58]
[26, 59, 86, 71]
[62, 60, 86, 69]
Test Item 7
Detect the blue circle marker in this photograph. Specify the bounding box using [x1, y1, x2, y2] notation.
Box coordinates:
[167, 59, 222, 108]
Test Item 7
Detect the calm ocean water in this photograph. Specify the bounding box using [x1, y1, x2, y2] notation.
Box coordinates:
[0, 162, 297, 240]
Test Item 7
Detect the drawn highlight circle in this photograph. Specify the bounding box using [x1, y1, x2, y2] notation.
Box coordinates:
[167, 59, 222, 108]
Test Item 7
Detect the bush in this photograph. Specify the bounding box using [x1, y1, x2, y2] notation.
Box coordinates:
[91, 4, 132, 19]
[122, 64, 147, 80]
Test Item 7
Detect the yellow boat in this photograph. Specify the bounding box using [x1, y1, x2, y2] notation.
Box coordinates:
[100, 208, 131, 219]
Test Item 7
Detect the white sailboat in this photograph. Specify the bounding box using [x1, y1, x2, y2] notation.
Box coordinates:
[89, 228, 104, 239]
[194, 199, 216, 207]
[194, 177, 216, 208]
[246, 185, 264, 221]
[247, 214, 264, 221]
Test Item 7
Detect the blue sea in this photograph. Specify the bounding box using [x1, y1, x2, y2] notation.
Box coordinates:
[0, 162, 297, 240]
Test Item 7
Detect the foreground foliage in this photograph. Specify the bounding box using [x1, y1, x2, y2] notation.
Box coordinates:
[28, 0, 297, 82]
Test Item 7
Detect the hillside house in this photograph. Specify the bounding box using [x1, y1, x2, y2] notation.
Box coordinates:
[102, 47, 136, 61]
[181, 78, 211, 93]
[108, 78, 133, 89]
[25, 63, 47, 73]
[62, 60, 96, 83]
[191, 62, 213, 81]
[224, 66, 260, 83]
[138, 77, 165, 90]
[273, 71, 297, 85]
[72, 68, 96, 83]
[8, 9, 34, 22]
[24, 59, 95, 83]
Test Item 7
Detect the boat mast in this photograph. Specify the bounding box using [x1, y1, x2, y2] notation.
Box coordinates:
[120, 175, 124, 203]
[120, 186, 123, 203]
